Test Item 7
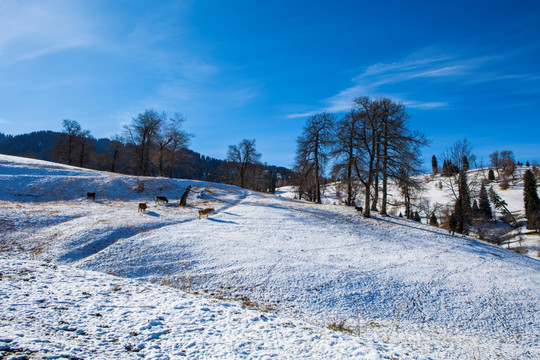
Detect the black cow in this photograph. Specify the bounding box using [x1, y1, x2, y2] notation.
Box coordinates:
[138, 203, 147, 213]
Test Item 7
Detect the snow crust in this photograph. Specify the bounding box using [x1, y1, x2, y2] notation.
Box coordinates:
[1, 154, 539, 359]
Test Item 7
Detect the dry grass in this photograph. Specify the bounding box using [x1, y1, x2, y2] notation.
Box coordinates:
[327, 319, 352, 333]
[159, 272, 205, 293]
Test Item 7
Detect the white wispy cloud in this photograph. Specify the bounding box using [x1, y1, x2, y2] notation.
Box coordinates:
[287, 47, 535, 118]
[0, 1, 95, 67]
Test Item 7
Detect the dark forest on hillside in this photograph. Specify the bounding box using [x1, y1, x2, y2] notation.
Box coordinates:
[0, 131, 293, 191]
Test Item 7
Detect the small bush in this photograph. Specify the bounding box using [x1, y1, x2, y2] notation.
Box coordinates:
[499, 177, 509, 190]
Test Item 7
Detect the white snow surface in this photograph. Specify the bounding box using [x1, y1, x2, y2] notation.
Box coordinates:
[1, 154, 539, 359]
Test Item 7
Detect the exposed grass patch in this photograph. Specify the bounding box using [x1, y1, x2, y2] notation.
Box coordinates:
[327, 319, 353, 333]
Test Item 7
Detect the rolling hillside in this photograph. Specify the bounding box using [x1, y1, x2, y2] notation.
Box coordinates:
[1, 154, 539, 359]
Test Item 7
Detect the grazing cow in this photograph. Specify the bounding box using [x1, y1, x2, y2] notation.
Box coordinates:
[355, 206, 363, 214]
[155, 195, 168, 204]
[138, 203, 147, 213]
[87, 192, 96, 200]
[198, 208, 214, 219]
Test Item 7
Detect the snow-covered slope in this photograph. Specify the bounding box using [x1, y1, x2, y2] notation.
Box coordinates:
[1, 154, 539, 359]
[277, 167, 540, 259]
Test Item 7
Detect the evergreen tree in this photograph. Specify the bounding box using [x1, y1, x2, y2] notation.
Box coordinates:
[488, 168, 495, 181]
[429, 213, 438, 226]
[472, 199, 479, 217]
[453, 168, 471, 233]
[413, 211, 421, 222]
[478, 183, 493, 221]
[442, 160, 459, 177]
[449, 212, 457, 234]
[454, 198, 465, 233]
[462, 155, 470, 172]
[489, 186, 517, 226]
[431, 155, 438, 175]
[526, 161, 530, 167]
[523, 170, 540, 232]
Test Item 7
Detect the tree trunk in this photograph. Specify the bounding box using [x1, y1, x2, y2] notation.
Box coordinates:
[158, 146, 164, 177]
[380, 120, 389, 215]
[79, 139, 85, 167]
[111, 148, 118, 173]
[371, 163, 379, 211]
[346, 161, 353, 206]
[314, 135, 321, 204]
[180, 185, 191, 207]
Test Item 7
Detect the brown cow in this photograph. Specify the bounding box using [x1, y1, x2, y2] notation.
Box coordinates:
[198, 208, 214, 219]
[138, 203, 147, 213]
[155, 195, 168, 204]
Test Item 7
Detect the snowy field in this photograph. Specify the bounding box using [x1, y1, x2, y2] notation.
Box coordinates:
[1, 154, 539, 359]
[277, 167, 540, 259]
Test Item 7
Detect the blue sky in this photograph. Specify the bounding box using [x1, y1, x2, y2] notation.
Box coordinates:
[0, 0, 539, 169]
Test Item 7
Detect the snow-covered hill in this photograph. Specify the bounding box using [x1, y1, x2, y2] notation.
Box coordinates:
[1, 154, 539, 359]
[277, 167, 540, 259]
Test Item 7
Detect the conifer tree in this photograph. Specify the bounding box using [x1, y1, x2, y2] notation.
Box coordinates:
[453, 168, 471, 233]
[478, 182, 493, 221]
[488, 168, 495, 181]
[472, 199, 479, 217]
[526, 161, 530, 167]
[432, 155, 438, 175]
[489, 186, 517, 226]
[429, 213, 438, 226]
[462, 156, 470, 172]
[449, 212, 457, 234]
[413, 211, 421, 222]
[524, 170, 540, 232]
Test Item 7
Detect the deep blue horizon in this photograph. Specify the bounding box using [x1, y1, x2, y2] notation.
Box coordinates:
[1, 0, 539, 169]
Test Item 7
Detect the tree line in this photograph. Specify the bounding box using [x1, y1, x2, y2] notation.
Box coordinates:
[5, 109, 292, 191]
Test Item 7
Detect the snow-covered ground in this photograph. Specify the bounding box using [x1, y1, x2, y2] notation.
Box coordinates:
[1, 154, 539, 359]
[277, 167, 540, 259]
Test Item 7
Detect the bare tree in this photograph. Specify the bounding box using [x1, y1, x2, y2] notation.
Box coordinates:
[331, 111, 360, 206]
[419, 199, 443, 225]
[108, 135, 124, 173]
[76, 129, 93, 168]
[489, 151, 500, 172]
[123, 109, 162, 176]
[500, 150, 516, 175]
[449, 138, 475, 171]
[155, 112, 191, 177]
[226, 138, 262, 188]
[396, 165, 424, 219]
[351, 97, 382, 217]
[295, 112, 335, 204]
[52, 119, 82, 165]
[377, 98, 427, 216]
